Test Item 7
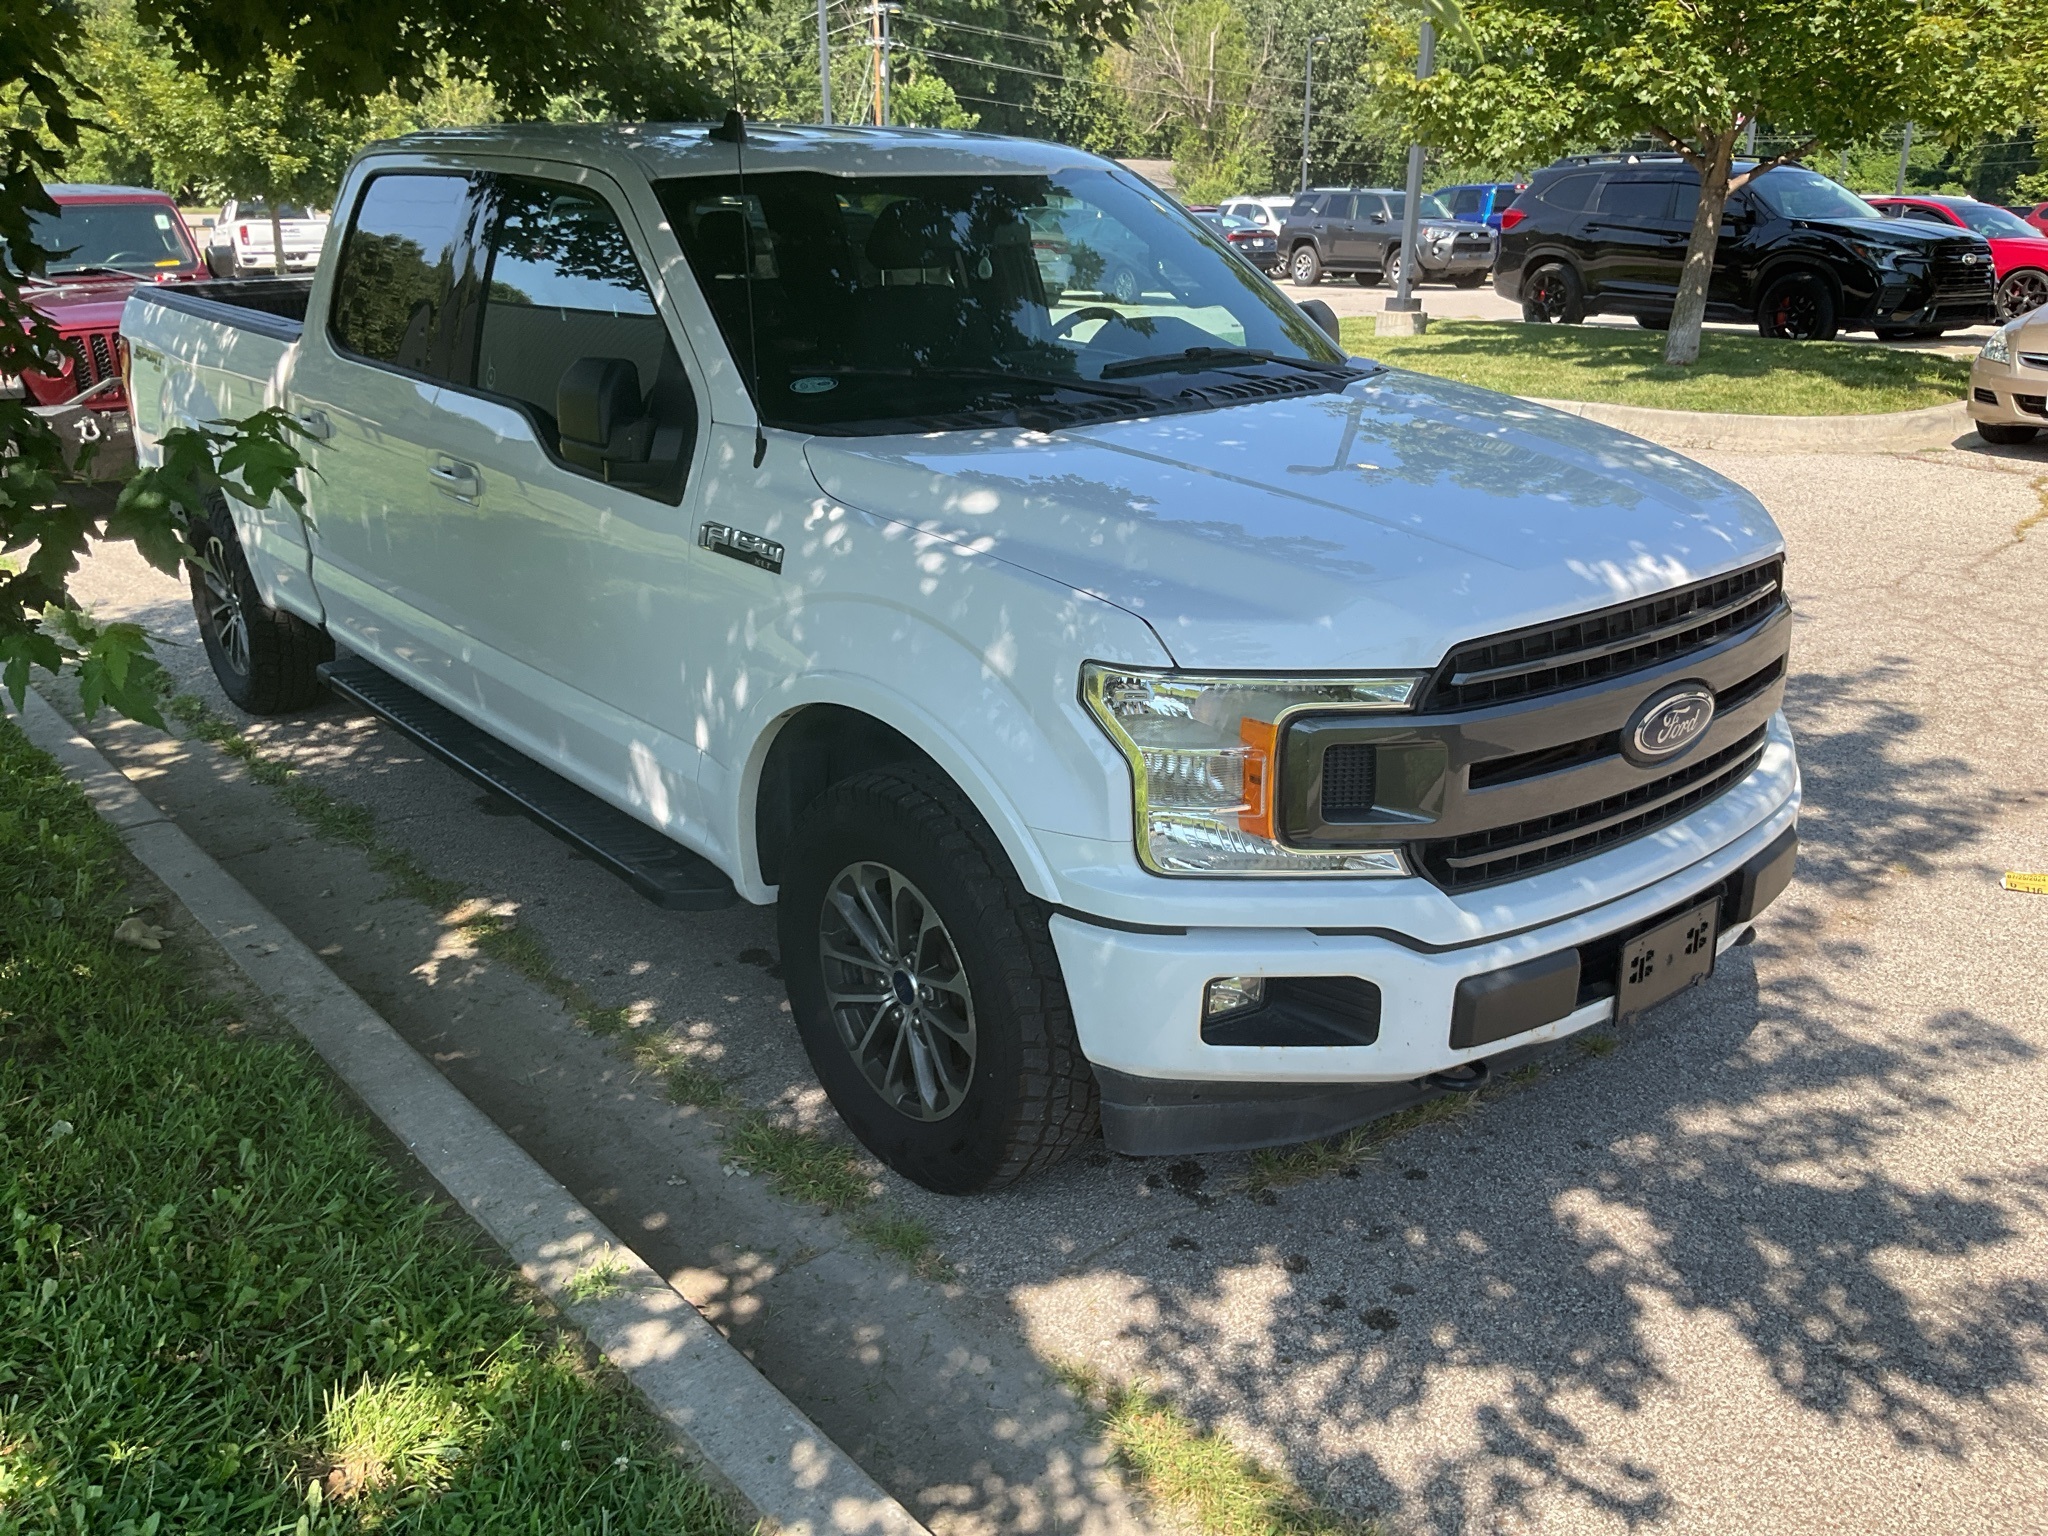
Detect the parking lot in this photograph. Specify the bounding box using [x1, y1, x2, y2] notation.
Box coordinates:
[53, 436, 2048, 1535]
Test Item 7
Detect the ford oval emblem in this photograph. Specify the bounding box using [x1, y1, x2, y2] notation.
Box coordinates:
[1624, 685, 1715, 766]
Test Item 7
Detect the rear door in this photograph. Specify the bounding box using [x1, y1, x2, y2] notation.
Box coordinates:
[293, 167, 491, 690]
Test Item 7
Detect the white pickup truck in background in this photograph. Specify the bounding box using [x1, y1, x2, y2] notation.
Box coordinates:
[125, 123, 1800, 1194]
[204, 198, 330, 276]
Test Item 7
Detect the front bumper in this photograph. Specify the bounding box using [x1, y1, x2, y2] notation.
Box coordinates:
[1052, 737, 1799, 1154]
[33, 396, 135, 480]
[1417, 242, 1496, 276]
[1969, 351, 2048, 428]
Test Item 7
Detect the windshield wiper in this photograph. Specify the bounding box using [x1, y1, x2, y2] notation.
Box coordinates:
[804, 364, 1147, 401]
[39, 265, 136, 281]
[1099, 347, 1360, 380]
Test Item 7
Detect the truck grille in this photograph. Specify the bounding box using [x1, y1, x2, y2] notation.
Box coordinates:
[1928, 248, 1994, 318]
[61, 328, 126, 403]
[1416, 726, 1770, 890]
[1421, 558, 1784, 712]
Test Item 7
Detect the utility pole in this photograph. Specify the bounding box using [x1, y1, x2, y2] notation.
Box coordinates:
[1381, 19, 1433, 335]
[1895, 121, 1914, 194]
[818, 0, 831, 123]
[869, 3, 900, 126]
[1299, 34, 1328, 194]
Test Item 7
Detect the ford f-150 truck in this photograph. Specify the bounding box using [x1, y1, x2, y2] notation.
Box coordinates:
[124, 124, 1800, 1194]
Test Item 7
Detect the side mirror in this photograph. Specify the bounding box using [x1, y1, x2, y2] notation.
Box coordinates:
[558, 356, 653, 474]
[1370, 211, 1388, 224]
[1299, 297, 1341, 343]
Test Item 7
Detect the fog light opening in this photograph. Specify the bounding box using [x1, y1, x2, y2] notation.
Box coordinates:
[1203, 976, 1266, 1022]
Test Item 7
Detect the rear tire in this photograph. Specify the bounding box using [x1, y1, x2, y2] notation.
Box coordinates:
[1289, 245, 1322, 286]
[1978, 422, 2040, 445]
[1756, 272, 1838, 341]
[1635, 313, 1672, 330]
[1452, 272, 1488, 288]
[1520, 262, 1585, 324]
[1995, 267, 2048, 323]
[187, 497, 331, 714]
[778, 766, 1097, 1194]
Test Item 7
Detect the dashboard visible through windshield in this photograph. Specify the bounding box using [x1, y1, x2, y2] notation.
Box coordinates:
[659, 167, 1353, 433]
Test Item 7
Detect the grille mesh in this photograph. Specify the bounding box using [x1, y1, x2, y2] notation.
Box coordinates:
[1318, 743, 1377, 818]
[1423, 559, 1784, 712]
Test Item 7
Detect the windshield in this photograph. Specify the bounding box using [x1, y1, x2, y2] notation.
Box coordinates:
[660, 167, 1349, 433]
[1385, 192, 1453, 221]
[1950, 201, 2045, 239]
[29, 199, 199, 276]
[1751, 169, 1881, 222]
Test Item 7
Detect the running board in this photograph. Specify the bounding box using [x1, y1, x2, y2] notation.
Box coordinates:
[318, 656, 736, 910]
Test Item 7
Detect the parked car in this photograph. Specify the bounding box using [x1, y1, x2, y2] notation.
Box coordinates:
[1435, 181, 1525, 230]
[1194, 209, 1280, 271]
[1280, 187, 1496, 289]
[1026, 202, 1160, 302]
[205, 199, 330, 276]
[1968, 307, 2048, 444]
[1497, 154, 1995, 339]
[127, 125, 1799, 1193]
[2020, 202, 2048, 237]
[1218, 195, 1295, 234]
[1866, 194, 2048, 323]
[10, 183, 208, 476]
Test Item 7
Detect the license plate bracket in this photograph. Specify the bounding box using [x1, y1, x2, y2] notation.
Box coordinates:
[1615, 897, 1719, 1022]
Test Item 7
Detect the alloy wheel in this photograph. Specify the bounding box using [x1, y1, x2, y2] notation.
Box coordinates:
[1385, 249, 1404, 291]
[1766, 290, 1822, 339]
[198, 534, 251, 677]
[1527, 270, 1569, 321]
[818, 861, 978, 1122]
[1996, 268, 2048, 323]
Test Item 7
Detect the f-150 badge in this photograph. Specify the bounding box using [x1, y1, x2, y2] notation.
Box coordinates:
[699, 522, 784, 574]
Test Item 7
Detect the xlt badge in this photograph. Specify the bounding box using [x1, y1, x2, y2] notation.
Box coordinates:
[699, 522, 784, 574]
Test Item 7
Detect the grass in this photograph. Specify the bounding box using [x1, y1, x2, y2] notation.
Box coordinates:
[0, 716, 733, 1534]
[1244, 1093, 1480, 1194]
[1056, 1365, 1371, 1536]
[163, 693, 953, 1284]
[1341, 316, 1972, 415]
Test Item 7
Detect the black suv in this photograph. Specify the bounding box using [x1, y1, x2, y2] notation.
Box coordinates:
[1496, 155, 1995, 339]
[1280, 187, 1495, 290]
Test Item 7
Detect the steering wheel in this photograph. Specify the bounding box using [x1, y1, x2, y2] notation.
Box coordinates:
[1051, 305, 1124, 340]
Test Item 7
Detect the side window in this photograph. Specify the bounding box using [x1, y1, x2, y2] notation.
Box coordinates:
[1290, 194, 1319, 216]
[1325, 195, 1356, 222]
[1449, 189, 1481, 217]
[1539, 172, 1600, 212]
[1597, 179, 1676, 220]
[1903, 206, 1950, 224]
[475, 175, 695, 503]
[330, 172, 487, 379]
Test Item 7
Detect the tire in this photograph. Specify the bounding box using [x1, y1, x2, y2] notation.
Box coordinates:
[186, 496, 332, 713]
[1289, 244, 1322, 286]
[1978, 422, 2040, 445]
[1520, 262, 1585, 324]
[1452, 272, 1487, 289]
[1352, 271, 1378, 287]
[1384, 246, 1406, 292]
[1635, 313, 1672, 330]
[1756, 271, 1838, 341]
[777, 765, 1097, 1194]
[1107, 264, 1143, 304]
[1995, 267, 2048, 323]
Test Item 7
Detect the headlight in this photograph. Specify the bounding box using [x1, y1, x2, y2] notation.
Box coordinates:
[1981, 326, 2013, 364]
[1081, 664, 1420, 876]
[1845, 239, 1907, 270]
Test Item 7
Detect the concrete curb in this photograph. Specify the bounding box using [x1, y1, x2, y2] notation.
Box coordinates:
[8, 687, 930, 1536]
[1524, 395, 1970, 453]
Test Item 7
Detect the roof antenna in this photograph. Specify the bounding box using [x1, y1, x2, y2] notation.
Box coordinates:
[711, 26, 769, 469]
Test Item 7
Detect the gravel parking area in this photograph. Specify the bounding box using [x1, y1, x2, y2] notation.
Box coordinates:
[57, 439, 2048, 1534]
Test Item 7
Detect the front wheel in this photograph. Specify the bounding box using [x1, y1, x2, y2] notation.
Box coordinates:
[1383, 246, 1406, 292]
[1452, 272, 1488, 289]
[1756, 272, 1838, 341]
[1978, 422, 2040, 445]
[1520, 262, 1585, 324]
[1996, 267, 2048, 323]
[1289, 245, 1322, 286]
[778, 766, 1097, 1194]
[187, 497, 332, 713]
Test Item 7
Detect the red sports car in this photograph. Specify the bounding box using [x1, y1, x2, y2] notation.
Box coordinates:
[1868, 194, 2048, 323]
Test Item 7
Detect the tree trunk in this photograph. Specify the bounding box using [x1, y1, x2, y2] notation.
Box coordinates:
[1663, 127, 1740, 366]
[270, 208, 286, 278]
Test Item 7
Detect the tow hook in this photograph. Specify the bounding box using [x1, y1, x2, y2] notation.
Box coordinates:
[1425, 1060, 1489, 1094]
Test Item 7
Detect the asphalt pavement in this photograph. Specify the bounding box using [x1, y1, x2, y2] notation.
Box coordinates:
[53, 437, 2048, 1535]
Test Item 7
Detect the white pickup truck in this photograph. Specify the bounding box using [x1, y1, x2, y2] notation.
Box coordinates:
[204, 199, 330, 276]
[125, 124, 1800, 1193]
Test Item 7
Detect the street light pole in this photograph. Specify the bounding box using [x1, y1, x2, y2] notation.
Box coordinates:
[1299, 35, 1328, 194]
[1382, 19, 1433, 333]
[818, 0, 831, 124]
[1896, 121, 1914, 195]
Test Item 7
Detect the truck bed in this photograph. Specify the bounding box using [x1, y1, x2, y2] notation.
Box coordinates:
[144, 277, 312, 343]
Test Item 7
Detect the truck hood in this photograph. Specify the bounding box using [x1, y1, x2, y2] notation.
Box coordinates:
[802, 370, 1782, 671]
[25, 277, 136, 329]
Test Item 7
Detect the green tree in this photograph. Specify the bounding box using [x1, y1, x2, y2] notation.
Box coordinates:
[1391, 0, 2046, 365]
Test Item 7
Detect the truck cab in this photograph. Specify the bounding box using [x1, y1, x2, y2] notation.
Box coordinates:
[124, 125, 1800, 1193]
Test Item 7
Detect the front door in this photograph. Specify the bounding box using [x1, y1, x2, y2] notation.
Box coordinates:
[1582, 177, 1682, 304]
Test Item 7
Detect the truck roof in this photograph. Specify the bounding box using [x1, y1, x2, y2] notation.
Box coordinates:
[356, 122, 1112, 181]
[45, 183, 180, 201]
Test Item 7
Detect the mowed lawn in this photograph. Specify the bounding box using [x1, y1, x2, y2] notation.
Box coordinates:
[1339, 317, 1974, 415]
[0, 717, 731, 1534]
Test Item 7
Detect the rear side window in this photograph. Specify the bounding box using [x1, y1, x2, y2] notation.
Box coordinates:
[1448, 188, 1482, 216]
[1537, 172, 1599, 212]
[1290, 194, 1319, 215]
[1596, 179, 1676, 220]
[475, 175, 694, 502]
[1325, 195, 1357, 221]
[329, 172, 487, 379]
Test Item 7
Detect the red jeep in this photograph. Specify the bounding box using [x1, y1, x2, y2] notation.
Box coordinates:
[11, 184, 208, 478]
